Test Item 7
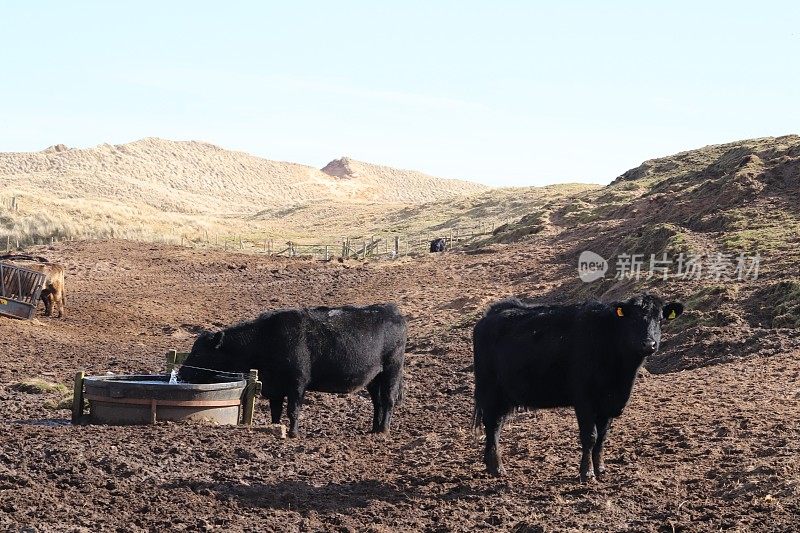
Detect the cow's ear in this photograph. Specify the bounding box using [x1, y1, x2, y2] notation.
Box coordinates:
[663, 302, 684, 320]
[212, 331, 225, 349]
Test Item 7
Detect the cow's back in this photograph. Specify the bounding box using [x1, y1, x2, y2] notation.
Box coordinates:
[259, 303, 406, 394]
[474, 301, 597, 408]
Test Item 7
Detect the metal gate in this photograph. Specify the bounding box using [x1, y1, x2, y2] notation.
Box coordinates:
[0, 262, 46, 320]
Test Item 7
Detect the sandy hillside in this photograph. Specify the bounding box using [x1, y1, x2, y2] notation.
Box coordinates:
[0, 138, 490, 243]
[0, 138, 487, 213]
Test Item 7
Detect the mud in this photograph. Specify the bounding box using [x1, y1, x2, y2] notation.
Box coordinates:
[1, 240, 798, 531]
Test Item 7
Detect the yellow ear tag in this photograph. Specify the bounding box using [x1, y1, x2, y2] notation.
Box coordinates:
[616, 307, 624, 317]
[668, 309, 677, 319]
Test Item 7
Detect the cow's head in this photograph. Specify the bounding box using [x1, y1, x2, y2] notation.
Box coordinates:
[177, 330, 238, 383]
[610, 294, 683, 357]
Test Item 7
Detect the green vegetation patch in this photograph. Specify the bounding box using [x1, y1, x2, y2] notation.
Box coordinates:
[721, 207, 800, 255]
[10, 378, 69, 395]
[750, 280, 800, 328]
[616, 223, 693, 258]
[43, 394, 77, 411]
[679, 284, 742, 328]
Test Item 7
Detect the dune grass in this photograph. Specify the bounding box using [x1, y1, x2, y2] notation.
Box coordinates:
[10, 378, 69, 395]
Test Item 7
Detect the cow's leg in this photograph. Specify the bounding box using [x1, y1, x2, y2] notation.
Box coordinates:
[483, 408, 506, 477]
[269, 396, 284, 424]
[592, 416, 612, 480]
[55, 288, 65, 318]
[366, 378, 383, 433]
[377, 362, 403, 433]
[41, 290, 53, 316]
[286, 389, 305, 438]
[575, 406, 598, 483]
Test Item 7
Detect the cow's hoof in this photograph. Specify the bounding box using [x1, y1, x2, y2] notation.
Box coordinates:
[593, 465, 606, 481]
[486, 459, 506, 477]
[288, 430, 298, 438]
[579, 471, 597, 484]
[487, 465, 506, 477]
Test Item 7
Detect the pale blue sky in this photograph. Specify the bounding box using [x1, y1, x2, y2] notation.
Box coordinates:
[1, 1, 798, 186]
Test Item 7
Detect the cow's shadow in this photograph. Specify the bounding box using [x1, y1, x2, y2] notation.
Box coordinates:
[166, 479, 408, 512]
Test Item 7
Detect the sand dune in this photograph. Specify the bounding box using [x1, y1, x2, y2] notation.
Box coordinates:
[0, 138, 490, 243]
[0, 138, 486, 215]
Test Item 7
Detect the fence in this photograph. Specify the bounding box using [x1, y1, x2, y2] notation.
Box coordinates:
[171, 221, 501, 261]
[1, 216, 509, 260]
[0, 195, 20, 212]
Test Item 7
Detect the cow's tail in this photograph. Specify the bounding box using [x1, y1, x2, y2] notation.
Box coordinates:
[394, 330, 407, 406]
[397, 369, 405, 406]
[471, 323, 485, 436]
[472, 403, 484, 435]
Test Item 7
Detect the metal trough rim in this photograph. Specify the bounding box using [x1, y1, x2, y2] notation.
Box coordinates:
[83, 374, 247, 391]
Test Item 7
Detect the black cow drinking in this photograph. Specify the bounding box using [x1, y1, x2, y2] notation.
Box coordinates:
[179, 304, 407, 437]
[472, 294, 683, 481]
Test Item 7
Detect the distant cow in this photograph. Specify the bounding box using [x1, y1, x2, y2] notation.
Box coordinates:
[472, 294, 683, 481]
[1, 260, 66, 318]
[430, 238, 446, 253]
[27, 263, 67, 318]
[178, 304, 407, 437]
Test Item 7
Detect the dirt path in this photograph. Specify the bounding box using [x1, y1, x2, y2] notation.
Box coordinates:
[1, 240, 798, 531]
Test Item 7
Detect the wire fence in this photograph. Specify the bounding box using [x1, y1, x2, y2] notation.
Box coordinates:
[1, 194, 510, 259]
[171, 221, 502, 260]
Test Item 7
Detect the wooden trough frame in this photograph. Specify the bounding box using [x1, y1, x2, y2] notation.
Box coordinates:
[71, 349, 262, 426]
[0, 262, 46, 320]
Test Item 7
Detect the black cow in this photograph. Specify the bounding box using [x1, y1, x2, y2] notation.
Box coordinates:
[472, 294, 683, 481]
[179, 304, 407, 437]
[430, 238, 446, 253]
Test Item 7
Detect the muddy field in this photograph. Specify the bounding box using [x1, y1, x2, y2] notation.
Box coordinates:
[1, 240, 798, 531]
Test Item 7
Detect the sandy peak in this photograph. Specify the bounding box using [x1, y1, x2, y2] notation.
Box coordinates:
[321, 157, 357, 179]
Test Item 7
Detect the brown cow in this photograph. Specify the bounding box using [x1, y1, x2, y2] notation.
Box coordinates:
[11, 262, 67, 318]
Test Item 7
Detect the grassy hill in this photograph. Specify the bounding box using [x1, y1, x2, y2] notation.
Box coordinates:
[481, 135, 800, 372]
[0, 138, 494, 244]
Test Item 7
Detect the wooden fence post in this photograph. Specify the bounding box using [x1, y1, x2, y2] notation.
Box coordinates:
[242, 369, 261, 426]
[71, 370, 85, 424]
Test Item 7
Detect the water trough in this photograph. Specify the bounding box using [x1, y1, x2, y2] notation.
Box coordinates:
[71, 350, 261, 426]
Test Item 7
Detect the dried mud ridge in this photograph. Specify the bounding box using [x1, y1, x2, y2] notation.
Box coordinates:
[1, 240, 798, 531]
